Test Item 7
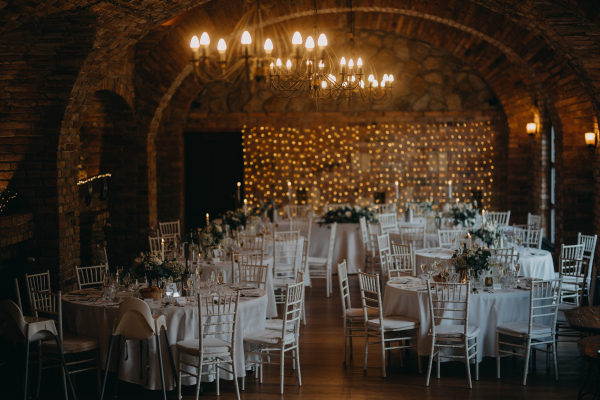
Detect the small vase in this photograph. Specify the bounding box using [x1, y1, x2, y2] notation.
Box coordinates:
[485, 276, 493, 287]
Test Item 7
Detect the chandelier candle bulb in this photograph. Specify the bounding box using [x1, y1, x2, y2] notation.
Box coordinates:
[305, 36, 315, 52]
[264, 38, 273, 55]
[348, 59, 354, 70]
[217, 39, 227, 61]
[276, 58, 282, 67]
[286, 59, 292, 71]
[190, 36, 200, 59]
[340, 57, 346, 74]
[319, 60, 324, 70]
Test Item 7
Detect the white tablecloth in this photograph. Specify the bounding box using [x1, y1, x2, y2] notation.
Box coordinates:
[414, 247, 555, 280]
[63, 287, 268, 390]
[197, 254, 277, 318]
[383, 278, 531, 362]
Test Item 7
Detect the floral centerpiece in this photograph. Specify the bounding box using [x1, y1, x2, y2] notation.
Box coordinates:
[223, 209, 246, 230]
[418, 200, 438, 214]
[469, 220, 501, 247]
[451, 245, 492, 278]
[444, 203, 477, 227]
[194, 222, 225, 261]
[318, 205, 378, 226]
[131, 251, 186, 284]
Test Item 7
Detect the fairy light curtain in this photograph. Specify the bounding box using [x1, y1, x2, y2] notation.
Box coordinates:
[242, 115, 506, 210]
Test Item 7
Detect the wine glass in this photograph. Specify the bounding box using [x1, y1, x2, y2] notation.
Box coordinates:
[217, 269, 224, 285]
[184, 278, 192, 298]
[159, 278, 167, 303]
[123, 273, 131, 296]
[102, 273, 111, 300]
[420, 262, 427, 275]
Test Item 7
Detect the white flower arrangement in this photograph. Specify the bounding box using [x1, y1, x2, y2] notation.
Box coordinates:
[164, 260, 186, 278]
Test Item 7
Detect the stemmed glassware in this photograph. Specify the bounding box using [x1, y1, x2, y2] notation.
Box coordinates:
[123, 273, 131, 297]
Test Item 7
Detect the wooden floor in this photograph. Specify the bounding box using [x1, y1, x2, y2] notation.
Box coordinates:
[4, 276, 589, 399]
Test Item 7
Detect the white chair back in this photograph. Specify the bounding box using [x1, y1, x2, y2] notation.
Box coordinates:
[578, 233, 597, 279]
[527, 213, 542, 230]
[387, 253, 415, 278]
[0, 299, 58, 343]
[399, 224, 426, 250]
[287, 205, 309, 218]
[31, 290, 63, 342]
[391, 242, 412, 255]
[374, 203, 396, 214]
[427, 282, 471, 337]
[378, 213, 399, 234]
[561, 244, 584, 260]
[487, 211, 511, 226]
[377, 233, 391, 277]
[232, 253, 264, 283]
[113, 298, 156, 340]
[527, 279, 562, 335]
[239, 264, 268, 290]
[149, 236, 161, 252]
[325, 223, 338, 270]
[524, 228, 543, 249]
[76, 264, 108, 290]
[300, 238, 309, 276]
[273, 230, 300, 278]
[367, 222, 383, 256]
[290, 218, 312, 242]
[558, 257, 588, 306]
[488, 248, 519, 265]
[359, 216, 371, 252]
[281, 281, 304, 337]
[159, 220, 181, 238]
[358, 272, 383, 322]
[338, 261, 352, 312]
[197, 291, 239, 350]
[240, 232, 265, 253]
[25, 270, 51, 314]
[438, 229, 464, 249]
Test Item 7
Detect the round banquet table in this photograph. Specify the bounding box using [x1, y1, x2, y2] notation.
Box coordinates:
[62, 287, 267, 390]
[414, 247, 555, 280]
[382, 277, 532, 362]
[196, 254, 277, 318]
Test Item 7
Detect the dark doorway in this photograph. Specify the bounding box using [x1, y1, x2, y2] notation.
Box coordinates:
[184, 131, 243, 231]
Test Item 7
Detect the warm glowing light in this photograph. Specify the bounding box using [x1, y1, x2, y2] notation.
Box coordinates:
[340, 57, 346, 66]
[292, 32, 303, 45]
[328, 74, 336, 82]
[217, 39, 227, 52]
[526, 123, 536, 135]
[200, 32, 210, 46]
[360, 80, 364, 88]
[585, 132, 596, 147]
[389, 74, 394, 82]
[319, 60, 324, 69]
[241, 31, 252, 45]
[373, 80, 379, 88]
[190, 36, 200, 49]
[318, 33, 328, 47]
[381, 80, 385, 87]
[305, 36, 315, 49]
[357, 58, 363, 67]
[286, 59, 292, 69]
[383, 74, 389, 81]
[368, 74, 374, 82]
[264, 38, 273, 52]
[276, 58, 282, 67]
[348, 59, 354, 69]
[321, 81, 327, 89]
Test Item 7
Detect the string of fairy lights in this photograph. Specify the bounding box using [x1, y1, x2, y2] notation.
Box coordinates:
[242, 119, 501, 210]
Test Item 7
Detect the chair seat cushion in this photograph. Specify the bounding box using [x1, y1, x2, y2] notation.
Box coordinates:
[176, 337, 232, 355]
[308, 257, 327, 265]
[264, 319, 295, 331]
[433, 325, 480, 338]
[42, 334, 99, 353]
[346, 308, 378, 318]
[497, 321, 551, 336]
[244, 329, 295, 345]
[367, 315, 419, 330]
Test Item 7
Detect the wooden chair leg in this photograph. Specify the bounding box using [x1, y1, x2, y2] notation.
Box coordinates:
[464, 338, 472, 389]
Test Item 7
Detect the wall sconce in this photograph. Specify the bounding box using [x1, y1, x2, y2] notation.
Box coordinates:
[585, 132, 597, 151]
[526, 123, 537, 138]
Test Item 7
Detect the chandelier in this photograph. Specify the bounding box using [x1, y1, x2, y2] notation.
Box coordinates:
[189, 0, 393, 104]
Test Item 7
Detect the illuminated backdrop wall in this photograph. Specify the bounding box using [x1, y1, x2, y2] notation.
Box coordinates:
[232, 112, 508, 211]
